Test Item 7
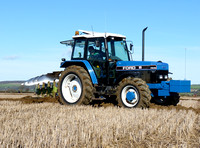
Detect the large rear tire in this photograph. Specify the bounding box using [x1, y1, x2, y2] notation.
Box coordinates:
[116, 77, 151, 108]
[58, 66, 94, 105]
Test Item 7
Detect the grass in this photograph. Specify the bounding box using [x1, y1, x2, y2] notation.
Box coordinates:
[0, 98, 199, 148]
[191, 84, 200, 90]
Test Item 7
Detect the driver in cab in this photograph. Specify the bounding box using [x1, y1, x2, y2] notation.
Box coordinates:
[88, 46, 101, 60]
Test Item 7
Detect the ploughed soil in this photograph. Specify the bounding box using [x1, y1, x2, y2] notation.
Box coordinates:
[0, 93, 199, 113]
[149, 103, 200, 114]
[0, 93, 58, 104]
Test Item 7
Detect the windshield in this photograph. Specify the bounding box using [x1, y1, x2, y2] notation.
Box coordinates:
[107, 39, 129, 61]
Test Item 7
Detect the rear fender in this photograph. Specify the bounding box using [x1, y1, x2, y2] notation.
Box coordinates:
[60, 60, 98, 85]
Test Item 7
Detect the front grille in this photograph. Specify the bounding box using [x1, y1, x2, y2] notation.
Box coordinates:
[150, 70, 168, 83]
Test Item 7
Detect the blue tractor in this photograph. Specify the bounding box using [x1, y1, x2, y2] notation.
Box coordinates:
[56, 29, 190, 108]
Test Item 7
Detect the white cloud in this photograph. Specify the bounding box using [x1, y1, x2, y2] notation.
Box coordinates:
[3, 55, 20, 60]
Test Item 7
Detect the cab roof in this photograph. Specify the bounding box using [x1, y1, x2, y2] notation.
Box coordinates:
[72, 30, 126, 39]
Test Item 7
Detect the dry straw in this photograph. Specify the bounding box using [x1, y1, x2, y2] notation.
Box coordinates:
[0, 98, 199, 147]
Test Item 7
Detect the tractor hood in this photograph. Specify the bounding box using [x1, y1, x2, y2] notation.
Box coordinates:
[116, 61, 168, 71]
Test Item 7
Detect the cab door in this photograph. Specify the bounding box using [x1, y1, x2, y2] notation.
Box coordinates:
[86, 39, 107, 84]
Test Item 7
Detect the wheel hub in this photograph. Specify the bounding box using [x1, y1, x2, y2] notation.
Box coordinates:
[126, 91, 136, 102]
[72, 85, 77, 92]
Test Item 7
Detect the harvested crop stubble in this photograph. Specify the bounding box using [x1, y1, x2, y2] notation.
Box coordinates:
[179, 97, 200, 109]
[0, 101, 199, 148]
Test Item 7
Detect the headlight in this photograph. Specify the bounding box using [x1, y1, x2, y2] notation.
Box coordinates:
[159, 75, 163, 79]
[164, 75, 168, 79]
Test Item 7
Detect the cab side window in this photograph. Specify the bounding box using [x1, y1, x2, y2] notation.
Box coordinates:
[87, 40, 106, 61]
[72, 40, 85, 59]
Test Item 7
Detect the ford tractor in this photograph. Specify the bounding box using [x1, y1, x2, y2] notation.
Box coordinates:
[24, 29, 190, 108]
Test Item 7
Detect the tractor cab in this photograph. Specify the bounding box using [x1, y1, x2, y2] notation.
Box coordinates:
[61, 30, 131, 85]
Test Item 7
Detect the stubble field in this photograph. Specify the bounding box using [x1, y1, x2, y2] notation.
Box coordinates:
[0, 93, 199, 147]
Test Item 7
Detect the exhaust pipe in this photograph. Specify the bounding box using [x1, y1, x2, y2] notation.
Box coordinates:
[142, 27, 148, 61]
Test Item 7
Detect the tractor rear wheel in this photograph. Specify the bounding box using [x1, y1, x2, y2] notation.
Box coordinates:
[116, 77, 151, 108]
[58, 66, 94, 105]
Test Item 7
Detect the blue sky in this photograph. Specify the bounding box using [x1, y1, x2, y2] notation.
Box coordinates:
[0, 0, 200, 84]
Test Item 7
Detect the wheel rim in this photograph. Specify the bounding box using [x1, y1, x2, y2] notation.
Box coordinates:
[121, 85, 139, 107]
[62, 74, 82, 103]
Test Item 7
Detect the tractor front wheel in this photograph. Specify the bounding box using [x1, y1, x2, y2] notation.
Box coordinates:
[116, 77, 151, 108]
[58, 66, 94, 105]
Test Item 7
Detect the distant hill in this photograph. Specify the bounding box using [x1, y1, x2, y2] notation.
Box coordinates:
[191, 84, 200, 89]
[190, 84, 200, 96]
[0, 81, 35, 93]
[0, 81, 25, 84]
